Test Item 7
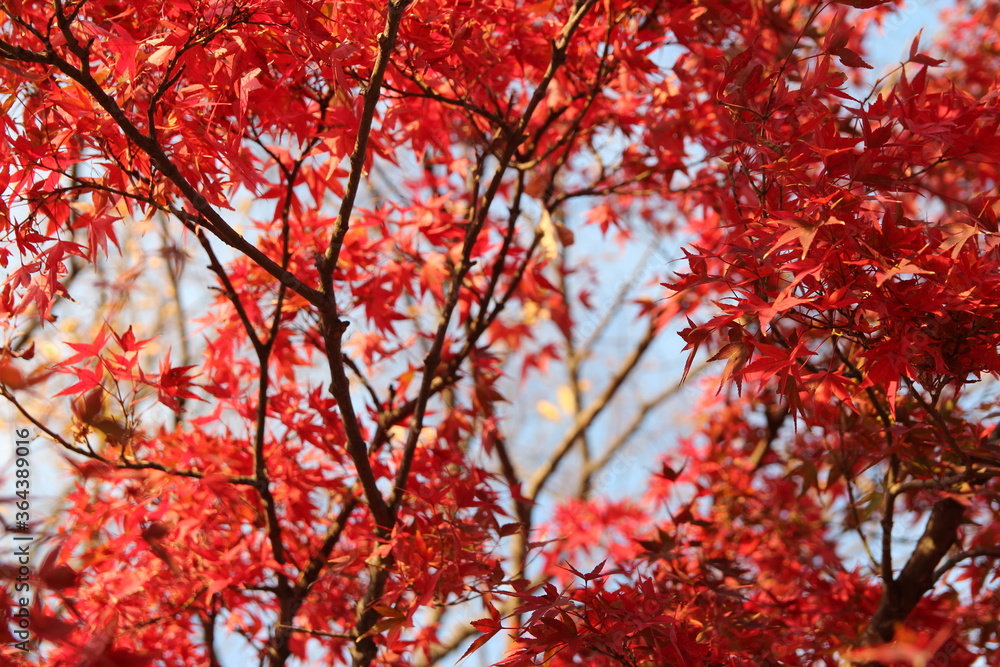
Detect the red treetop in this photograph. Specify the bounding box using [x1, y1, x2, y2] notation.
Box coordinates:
[1, 0, 999, 665]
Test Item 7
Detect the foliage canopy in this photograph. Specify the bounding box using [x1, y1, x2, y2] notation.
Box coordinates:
[1, 0, 1000, 665]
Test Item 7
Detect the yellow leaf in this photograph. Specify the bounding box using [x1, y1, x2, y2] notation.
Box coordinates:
[539, 209, 558, 261]
[556, 385, 576, 413]
[523, 301, 540, 324]
[537, 400, 561, 421]
[112, 197, 132, 219]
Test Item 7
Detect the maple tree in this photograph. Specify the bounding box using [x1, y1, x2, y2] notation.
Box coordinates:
[1, 0, 1000, 664]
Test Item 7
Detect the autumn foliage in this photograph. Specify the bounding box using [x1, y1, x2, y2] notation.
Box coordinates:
[1, 0, 1000, 665]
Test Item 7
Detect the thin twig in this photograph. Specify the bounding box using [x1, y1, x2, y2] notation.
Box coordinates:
[0, 386, 254, 485]
[933, 548, 1000, 583]
[579, 361, 708, 497]
[527, 314, 661, 501]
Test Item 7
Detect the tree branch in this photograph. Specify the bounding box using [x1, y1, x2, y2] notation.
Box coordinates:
[933, 547, 1000, 583]
[526, 315, 660, 501]
[319, 0, 409, 289]
[0, 36, 321, 303]
[315, 0, 409, 537]
[0, 385, 255, 485]
[579, 361, 707, 497]
[864, 497, 965, 644]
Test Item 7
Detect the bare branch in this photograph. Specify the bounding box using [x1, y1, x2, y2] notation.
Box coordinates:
[864, 497, 965, 644]
[527, 314, 661, 501]
[276, 625, 351, 640]
[933, 547, 1000, 583]
[579, 361, 707, 497]
[879, 455, 899, 586]
[0, 385, 254, 485]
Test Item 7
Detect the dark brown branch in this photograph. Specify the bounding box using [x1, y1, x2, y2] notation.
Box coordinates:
[313, 0, 408, 541]
[384, 0, 605, 516]
[934, 547, 1000, 583]
[828, 339, 899, 587]
[472, 171, 527, 333]
[0, 385, 255, 485]
[265, 495, 360, 666]
[249, 337, 290, 587]
[366, 226, 543, 456]
[842, 462, 879, 572]
[389, 72, 506, 129]
[293, 497, 360, 600]
[347, 3, 602, 663]
[383, 0, 604, 511]
[157, 219, 192, 421]
[189, 216, 290, 599]
[517, 13, 619, 174]
[494, 433, 532, 531]
[189, 225, 265, 351]
[890, 467, 1000, 496]
[202, 609, 222, 667]
[863, 497, 965, 644]
[0, 36, 321, 303]
[342, 355, 383, 411]
[321, 317, 393, 532]
[276, 625, 351, 640]
[879, 455, 899, 587]
[319, 1, 408, 288]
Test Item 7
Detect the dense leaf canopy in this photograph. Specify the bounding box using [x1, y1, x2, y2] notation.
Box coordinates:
[1, 0, 999, 665]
